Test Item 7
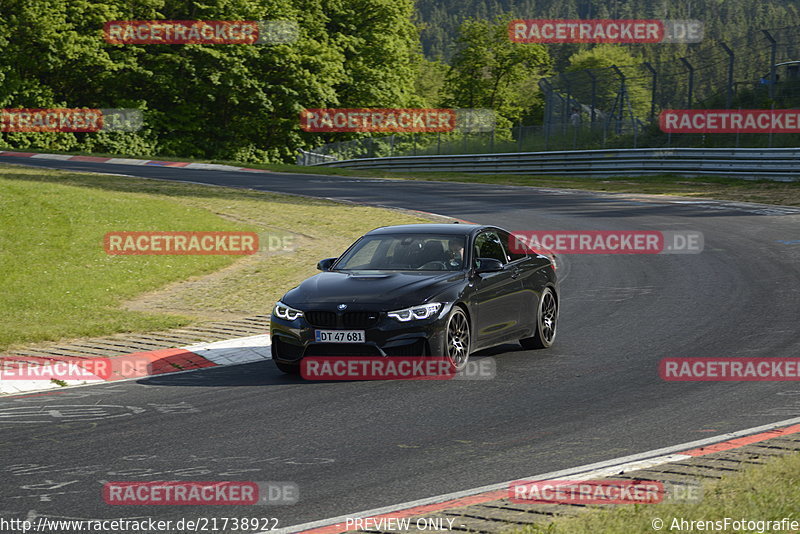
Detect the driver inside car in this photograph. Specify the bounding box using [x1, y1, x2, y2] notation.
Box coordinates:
[447, 239, 464, 269]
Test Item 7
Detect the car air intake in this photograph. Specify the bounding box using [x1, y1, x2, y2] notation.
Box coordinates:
[304, 344, 381, 357]
[305, 311, 380, 328]
[305, 311, 337, 328]
[342, 311, 380, 328]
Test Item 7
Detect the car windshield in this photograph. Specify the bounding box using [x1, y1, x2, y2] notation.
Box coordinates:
[334, 234, 467, 271]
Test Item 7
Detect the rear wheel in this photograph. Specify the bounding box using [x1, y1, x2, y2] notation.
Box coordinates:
[444, 306, 471, 371]
[520, 287, 557, 349]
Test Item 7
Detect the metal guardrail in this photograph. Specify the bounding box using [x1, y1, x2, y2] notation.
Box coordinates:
[310, 147, 800, 180]
[297, 148, 337, 165]
[297, 149, 338, 166]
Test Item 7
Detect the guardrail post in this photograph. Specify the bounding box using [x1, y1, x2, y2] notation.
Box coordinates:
[643, 62, 657, 122]
[720, 43, 735, 108]
[762, 30, 777, 100]
[679, 57, 694, 109]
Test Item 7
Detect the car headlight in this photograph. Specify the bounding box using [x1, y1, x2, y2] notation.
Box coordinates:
[387, 302, 442, 322]
[273, 301, 304, 321]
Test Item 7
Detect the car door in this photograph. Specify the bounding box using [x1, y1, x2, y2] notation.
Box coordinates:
[470, 230, 522, 347]
[496, 229, 550, 334]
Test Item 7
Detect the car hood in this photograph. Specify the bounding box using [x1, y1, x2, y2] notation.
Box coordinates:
[283, 270, 465, 310]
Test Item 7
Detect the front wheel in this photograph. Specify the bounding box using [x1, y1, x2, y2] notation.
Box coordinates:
[444, 306, 471, 371]
[520, 287, 558, 349]
[274, 360, 300, 374]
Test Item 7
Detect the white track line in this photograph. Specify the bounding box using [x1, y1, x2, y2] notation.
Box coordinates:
[271, 415, 800, 534]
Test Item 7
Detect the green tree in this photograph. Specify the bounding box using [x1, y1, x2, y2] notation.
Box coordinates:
[565, 44, 651, 120]
[0, 0, 426, 162]
[412, 57, 449, 107]
[443, 16, 551, 129]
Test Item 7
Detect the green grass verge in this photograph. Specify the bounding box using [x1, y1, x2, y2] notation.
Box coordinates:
[4, 148, 799, 206]
[0, 164, 431, 351]
[513, 452, 800, 534]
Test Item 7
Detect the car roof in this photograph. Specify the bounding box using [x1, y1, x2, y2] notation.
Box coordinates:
[366, 223, 487, 236]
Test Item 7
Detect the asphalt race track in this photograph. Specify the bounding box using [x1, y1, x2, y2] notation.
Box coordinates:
[2, 156, 800, 529]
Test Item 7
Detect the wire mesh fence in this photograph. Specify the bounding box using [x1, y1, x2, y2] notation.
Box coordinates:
[302, 25, 800, 163]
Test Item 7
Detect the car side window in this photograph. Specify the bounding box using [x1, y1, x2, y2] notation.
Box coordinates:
[498, 230, 527, 262]
[473, 231, 507, 265]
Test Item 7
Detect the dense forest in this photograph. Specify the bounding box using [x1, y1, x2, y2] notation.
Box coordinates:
[1, 0, 798, 163]
[416, 0, 800, 66]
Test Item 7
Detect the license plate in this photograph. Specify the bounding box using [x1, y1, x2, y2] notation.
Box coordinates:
[315, 330, 365, 343]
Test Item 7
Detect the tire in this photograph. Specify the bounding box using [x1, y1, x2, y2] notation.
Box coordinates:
[443, 306, 471, 371]
[520, 287, 558, 350]
[274, 360, 300, 375]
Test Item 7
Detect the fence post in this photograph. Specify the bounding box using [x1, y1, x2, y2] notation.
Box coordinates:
[586, 71, 597, 124]
[611, 65, 626, 134]
[539, 79, 553, 150]
[720, 42, 735, 108]
[643, 62, 657, 122]
[679, 57, 694, 109]
[563, 74, 572, 136]
[735, 106, 741, 148]
[762, 30, 777, 100]
[769, 101, 775, 147]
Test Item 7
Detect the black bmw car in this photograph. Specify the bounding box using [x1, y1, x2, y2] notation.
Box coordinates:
[270, 223, 558, 374]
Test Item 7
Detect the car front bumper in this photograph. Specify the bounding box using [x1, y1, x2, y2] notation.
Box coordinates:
[270, 308, 450, 366]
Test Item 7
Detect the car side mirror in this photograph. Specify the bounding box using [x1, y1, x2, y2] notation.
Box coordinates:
[474, 258, 503, 274]
[317, 257, 337, 271]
